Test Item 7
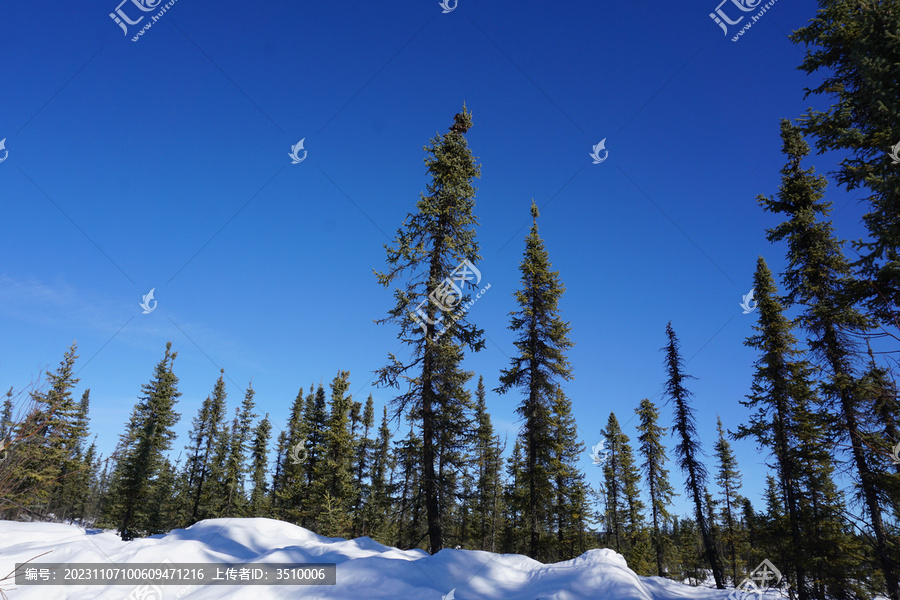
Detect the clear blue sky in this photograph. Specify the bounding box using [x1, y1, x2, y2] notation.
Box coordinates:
[0, 0, 869, 520]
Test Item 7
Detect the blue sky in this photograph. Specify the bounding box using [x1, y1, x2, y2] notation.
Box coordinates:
[0, 0, 871, 519]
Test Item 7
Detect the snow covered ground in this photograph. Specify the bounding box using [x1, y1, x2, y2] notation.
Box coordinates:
[0, 518, 749, 599]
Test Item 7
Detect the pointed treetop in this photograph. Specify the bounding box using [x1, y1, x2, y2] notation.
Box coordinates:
[450, 103, 473, 134]
[530, 200, 539, 222]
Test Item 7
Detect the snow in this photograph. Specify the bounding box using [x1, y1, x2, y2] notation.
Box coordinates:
[0, 518, 741, 599]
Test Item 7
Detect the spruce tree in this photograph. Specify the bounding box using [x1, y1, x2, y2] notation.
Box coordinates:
[375, 106, 483, 554]
[791, 1, 900, 328]
[312, 371, 355, 536]
[761, 120, 898, 598]
[497, 201, 574, 559]
[550, 389, 589, 560]
[661, 323, 725, 589]
[352, 395, 376, 537]
[190, 371, 227, 523]
[636, 398, 676, 577]
[713, 417, 743, 586]
[365, 406, 394, 542]
[472, 376, 502, 551]
[104, 342, 181, 539]
[248, 413, 271, 517]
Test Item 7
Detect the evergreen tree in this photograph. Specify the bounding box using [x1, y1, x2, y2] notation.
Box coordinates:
[760, 120, 898, 599]
[365, 406, 394, 542]
[312, 371, 355, 537]
[104, 342, 181, 539]
[472, 376, 502, 551]
[375, 106, 483, 554]
[350, 395, 374, 535]
[791, 1, 900, 329]
[180, 371, 228, 524]
[248, 413, 271, 517]
[9, 344, 81, 519]
[220, 384, 257, 516]
[496, 201, 574, 560]
[550, 389, 589, 561]
[661, 323, 725, 588]
[636, 398, 677, 577]
[0, 387, 12, 442]
[713, 417, 743, 586]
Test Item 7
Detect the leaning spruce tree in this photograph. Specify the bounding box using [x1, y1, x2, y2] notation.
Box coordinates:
[376, 105, 483, 554]
[105, 342, 181, 540]
[661, 323, 725, 589]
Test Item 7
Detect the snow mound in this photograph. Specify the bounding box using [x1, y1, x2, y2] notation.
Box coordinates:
[0, 518, 734, 599]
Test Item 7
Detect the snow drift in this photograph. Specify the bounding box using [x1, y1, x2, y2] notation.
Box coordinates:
[0, 518, 736, 599]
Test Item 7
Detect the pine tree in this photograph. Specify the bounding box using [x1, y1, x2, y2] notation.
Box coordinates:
[760, 120, 897, 598]
[661, 323, 725, 589]
[636, 398, 677, 577]
[791, 1, 900, 329]
[248, 413, 271, 517]
[713, 417, 743, 586]
[375, 106, 483, 554]
[497, 200, 574, 559]
[188, 371, 227, 523]
[104, 342, 181, 539]
[0, 387, 12, 442]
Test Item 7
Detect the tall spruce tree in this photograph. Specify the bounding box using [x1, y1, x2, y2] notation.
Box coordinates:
[375, 106, 483, 554]
[636, 398, 677, 577]
[496, 201, 574, 559]
[104, 342, 181, 539]
[189, 371, 227, 523]
[661, 323, 725, 589]
[312, 371, 355, 537]
[760, 120, 898, 599]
